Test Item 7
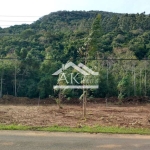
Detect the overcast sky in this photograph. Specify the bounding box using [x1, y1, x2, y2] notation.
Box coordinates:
[0, 0, 150, 28]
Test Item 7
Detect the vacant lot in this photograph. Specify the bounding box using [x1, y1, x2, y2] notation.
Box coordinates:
[0, 103, 150, 128]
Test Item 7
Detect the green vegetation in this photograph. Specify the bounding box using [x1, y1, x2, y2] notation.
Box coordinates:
[0, 124, 30, 130]
[0, 11, 150, 99]
[0, 124, 150, 135]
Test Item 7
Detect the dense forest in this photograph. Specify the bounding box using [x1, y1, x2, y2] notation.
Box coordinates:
[0, 10, 150, 99]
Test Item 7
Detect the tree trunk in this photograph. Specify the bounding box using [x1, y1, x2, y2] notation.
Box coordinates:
[14, 63, 17, 97]
[0, 75, 3, 98]
[82, 52, 87, 118]
[106, 60, 109, 95]
[134, 68, 136, 96]
[145, 65, 147, 96]
[140, 69, 142, 96]
[83, 90, 86, 118]
[58, 91, 62, 109]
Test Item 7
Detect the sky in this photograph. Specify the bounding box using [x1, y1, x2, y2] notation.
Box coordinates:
[0, 0, 150, 28]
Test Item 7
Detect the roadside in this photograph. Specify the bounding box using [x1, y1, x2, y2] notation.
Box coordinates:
[0, 131, 150, 150]
[0, 103, 150, 134]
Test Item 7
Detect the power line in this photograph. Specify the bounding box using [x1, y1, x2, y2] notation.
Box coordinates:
[0, 58, 149, 61]
[0, 20, 34, 22]
[0, 24, 30, 27]
[0, 25, 14, 26]
[0, 15, 41, 17]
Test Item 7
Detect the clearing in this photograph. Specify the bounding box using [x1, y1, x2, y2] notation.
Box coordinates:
[0, 102, 150, 128]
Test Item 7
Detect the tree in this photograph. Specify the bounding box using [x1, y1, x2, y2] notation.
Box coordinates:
[117, 75, 130, 101]
[0, 57, 14, 97]
[89, 14, 104, 56]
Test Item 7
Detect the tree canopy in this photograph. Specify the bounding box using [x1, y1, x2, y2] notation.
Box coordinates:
[0, 11, 150, 99]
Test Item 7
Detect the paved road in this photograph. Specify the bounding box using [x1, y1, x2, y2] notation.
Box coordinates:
[0, 131, 150, 150]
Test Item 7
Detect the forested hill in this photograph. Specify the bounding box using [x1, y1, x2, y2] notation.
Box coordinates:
[0, 11, 150, 98]
[0, 11, 150, 60]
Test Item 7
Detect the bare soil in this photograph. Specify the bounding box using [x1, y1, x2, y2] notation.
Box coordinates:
[0, 102, 150, 128]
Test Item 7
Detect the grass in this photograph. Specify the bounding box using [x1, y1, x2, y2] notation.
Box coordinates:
[0, 124, 30, 130]
[0, 124, 150, 135]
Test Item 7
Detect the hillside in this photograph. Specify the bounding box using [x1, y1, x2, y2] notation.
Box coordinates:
[1, 11, 150, 59]
[0, 11, 150, 99]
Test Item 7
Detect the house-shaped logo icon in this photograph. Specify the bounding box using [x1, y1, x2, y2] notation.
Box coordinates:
[52, 62, 99, 89]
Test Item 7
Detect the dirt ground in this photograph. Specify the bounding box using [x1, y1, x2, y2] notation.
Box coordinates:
[0, 103, 150, 128]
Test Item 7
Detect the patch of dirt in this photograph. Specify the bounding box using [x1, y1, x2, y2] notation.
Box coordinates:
[0, 102, 150, 128]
